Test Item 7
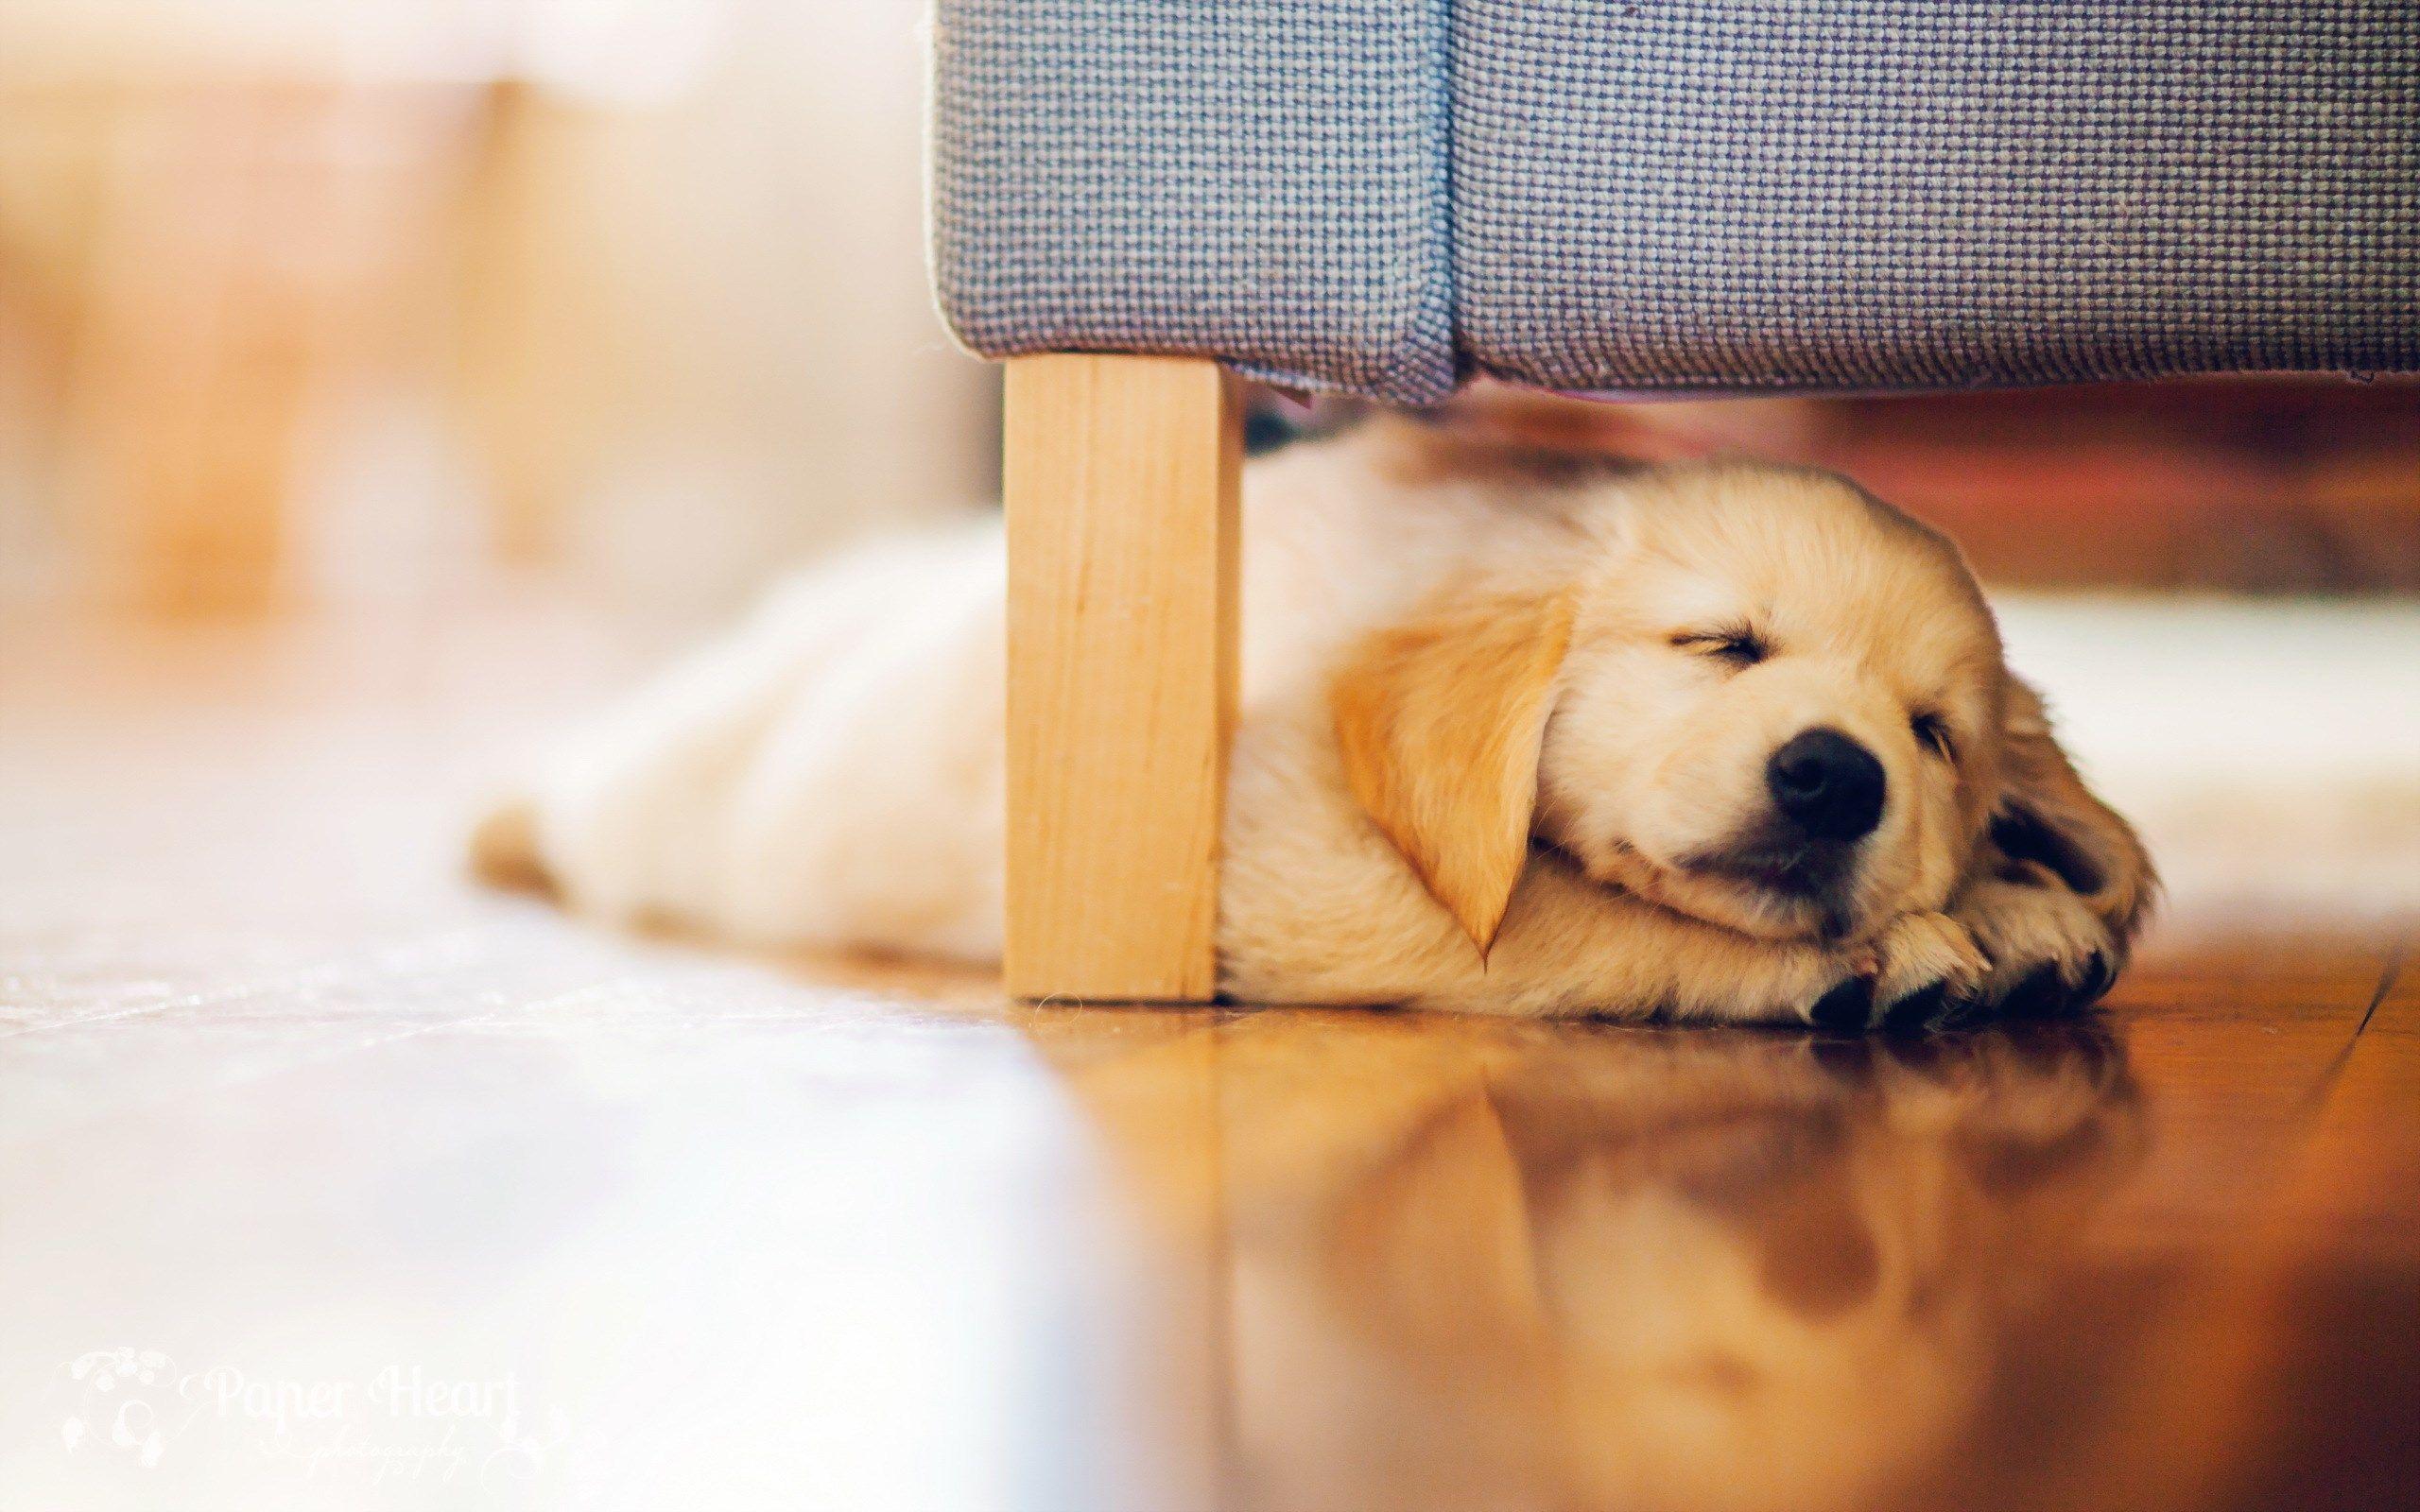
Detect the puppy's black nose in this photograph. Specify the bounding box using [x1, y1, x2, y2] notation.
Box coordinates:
[1767, 728, 1886, 842]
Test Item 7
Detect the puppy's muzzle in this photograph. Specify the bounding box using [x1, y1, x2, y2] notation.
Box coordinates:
[1767, 727, 1885, 843]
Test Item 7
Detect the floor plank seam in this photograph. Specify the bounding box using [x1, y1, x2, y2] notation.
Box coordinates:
[2351, 939, 2404, 1041]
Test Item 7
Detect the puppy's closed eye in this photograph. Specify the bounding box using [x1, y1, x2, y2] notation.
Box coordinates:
[1670, 626, 1770, 669]
[1910, 711, 1955, 761]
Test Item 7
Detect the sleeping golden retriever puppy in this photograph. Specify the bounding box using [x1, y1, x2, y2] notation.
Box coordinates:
[476, 417, 2152, 1029]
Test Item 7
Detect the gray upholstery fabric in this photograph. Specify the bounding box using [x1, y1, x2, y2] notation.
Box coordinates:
[1454, 0, 2419, 393]
[930, 0, 2417, 399]
[929, 0, 1456, 404]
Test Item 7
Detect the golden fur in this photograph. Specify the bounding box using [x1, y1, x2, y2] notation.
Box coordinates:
[1334, 588, 1576, 954]
[479, 416, 2154, 1028]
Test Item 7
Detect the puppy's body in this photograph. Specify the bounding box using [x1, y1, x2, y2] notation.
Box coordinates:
[493, 421, 2150, 1026]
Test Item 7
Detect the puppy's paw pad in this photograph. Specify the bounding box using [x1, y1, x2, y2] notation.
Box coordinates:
[1999, 957, 2110, 1018]
[1868, 911, 1989, 1034]
[2001, 963, 2066, 1017]
[2074, 952, 2116, 1008]
[1956, 877, 2120, 1021]
[1806, 974, 1877, 1031]
[1880, 980, 1980, 1034]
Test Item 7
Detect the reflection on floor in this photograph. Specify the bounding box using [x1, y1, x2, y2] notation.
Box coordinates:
[0, 599, 2412, 1512]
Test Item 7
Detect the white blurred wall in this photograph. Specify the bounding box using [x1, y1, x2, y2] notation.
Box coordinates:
[546, 0, 998, 614]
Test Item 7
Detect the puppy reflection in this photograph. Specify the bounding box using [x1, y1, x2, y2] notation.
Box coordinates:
[1207, 1018, 2143, 1512]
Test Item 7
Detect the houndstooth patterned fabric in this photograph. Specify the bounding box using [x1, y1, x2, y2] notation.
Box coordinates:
[932, 1, 2416, 399]
[929, 0, 1456, 404]
[1453, 0, 2420, 393]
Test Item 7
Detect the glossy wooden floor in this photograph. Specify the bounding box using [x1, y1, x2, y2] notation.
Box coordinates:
[1, 604, 2413, 1512]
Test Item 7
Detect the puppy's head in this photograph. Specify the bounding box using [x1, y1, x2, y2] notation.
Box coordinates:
[1337, 461, 2035, 950]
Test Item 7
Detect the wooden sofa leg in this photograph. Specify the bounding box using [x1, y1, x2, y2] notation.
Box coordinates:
[1003, 354, 1241, 1002]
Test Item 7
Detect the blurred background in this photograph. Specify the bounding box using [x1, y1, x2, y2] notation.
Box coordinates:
[0, 0, 994, 623]
[2, 0, 2414, 926]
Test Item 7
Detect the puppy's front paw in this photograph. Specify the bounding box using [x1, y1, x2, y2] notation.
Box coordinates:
[1951, 863, 2121, 1020]
[1798, 911, 1990, 1034]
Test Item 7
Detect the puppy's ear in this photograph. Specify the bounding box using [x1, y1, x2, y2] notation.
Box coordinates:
[1991, 677, 2158, 945]
[1334, 588, 1575, 955]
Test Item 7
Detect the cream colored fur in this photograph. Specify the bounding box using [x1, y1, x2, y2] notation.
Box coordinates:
[480, 420, 2152, 1027]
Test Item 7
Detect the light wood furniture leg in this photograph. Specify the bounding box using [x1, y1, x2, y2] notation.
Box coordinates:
[1004, 354, 1241, 1002]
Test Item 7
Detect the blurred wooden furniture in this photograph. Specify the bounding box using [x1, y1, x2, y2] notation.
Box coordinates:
[1440, 377, 2420, 593]
[4, 80, 478, 611]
